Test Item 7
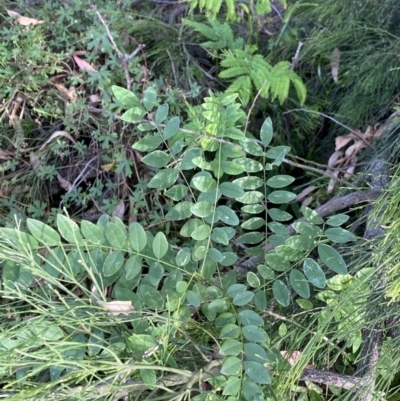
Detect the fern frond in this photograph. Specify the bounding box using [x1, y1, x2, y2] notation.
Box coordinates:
[256, 0, 272, 15]
[225, 76, 252, 106]
[219, 66, 249, 79]
[211, 0, 223, 16]
[290, 74, 307, 105]
[183, 19, 218, 42]
[225, 0, 236, 20]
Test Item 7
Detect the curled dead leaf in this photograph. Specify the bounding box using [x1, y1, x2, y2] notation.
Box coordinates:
[0, 150, 13, 160]
[330, 47, 340, 83]
[96, 300, 134, 315]
[52, 83, 77, 101]
[112, 199, 126, 219]
[57, 174, 72, 191]
[294, 186, 317, 203]
[39, 131, 76, 151]
[7, 10, 45, 26]
[335, 134, 356, 151]
[72, 54, 97, 72]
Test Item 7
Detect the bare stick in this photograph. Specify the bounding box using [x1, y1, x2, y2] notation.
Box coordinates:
[291, 41, 304, 70]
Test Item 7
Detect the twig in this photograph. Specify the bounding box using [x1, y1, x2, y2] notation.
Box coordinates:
[88, 1, 145, 90]
[236, 189, 381, 272]
[283, 108, 376, 150]
[291, 41, 304, 70]
[244, 80, 267, 135]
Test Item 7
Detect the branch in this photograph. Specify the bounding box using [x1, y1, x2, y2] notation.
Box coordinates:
[236, 189, 381, 273]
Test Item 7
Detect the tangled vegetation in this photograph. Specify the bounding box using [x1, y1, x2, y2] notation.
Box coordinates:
[1, 0, 400, 400]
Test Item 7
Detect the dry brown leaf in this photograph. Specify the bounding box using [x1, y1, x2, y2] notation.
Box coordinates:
[327, 150, 343, 168]
[301, 196, 313, 207]
[330, 47, 340, 83]
[327, 171, 340, 193]
[0, 150, 13, 160]
[280, 351, 314, 369]
[96, 300, 134, 315]
[57, 174, 72, 191]
[2, 185, 31, 196]
[112, 199, 126, 219]
[7, 10, 45, 26]
[30, 152, 41, 170]
[39, 131, 76, 151]
[335, 134, 357, 151]
[52, 83, 77, 101]
[294, 186, 317, 203]
[345, 140, 365, 159]
[72, 54, 97, 72]
[344, 165, 356, 178]
[89, 94, 102, 104]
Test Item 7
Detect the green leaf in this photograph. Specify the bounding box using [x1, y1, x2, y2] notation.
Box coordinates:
[181, 148, 202, 170]
[221, 160, 245, 175]
[268, 190, 297, 204]
[132, 135, 163, 152]
[246, 272, 261, 288]
[124, 255, 142, 280]
[140, 369, 156, 390]
[227, 283, 246, 298]
[148, 262, 164, 286]
[103, 250, 125, 276]
[121, 107, 146, 122]
[301, 206, 324, 224]
[232, 291, 254, 306]
[292, 222, 322, 237]
[254, 290, 267, 312]
[180, 218, 203, 237]
[238, 310, 263, 326]
[191, 224, 211, 241]
[221, 143, 244, 158]
[242, 381, 263, 401]
[242, 325, 267, 343]
[186, 290, 201, 307]
[112, 85, 140, 106]
[296, 299, 313, 309]
[233, 176, 263, 190]
[163, 116, 180, 140]
[143, 86, 157, 111]
[164, 184, 188, 201]
[128, 334, 157, 354]
[223, 376, 241, 396]
[217, 206, 239, 225]
[142, 151, 171, 168]
[326, 214, 350, 227]
[241, 218, 265, 230]
[148, 169, 179, 189]
[272, 280, 290, 306]
[57, 215, 82, 244]
[239, 138, 264, 156]
[235, 157, 263, 173]
[166, 201, 193, 221]
[155, 104, 169, 124]
[220, 323, 241, 339]
[303, 258, 326, 288]
[285, 234, 315, 251]
[266, 175, 295, 188]
[241, 204, 265, 214]
[318, 244, 347, 274]
[105, 222, 126, 249]
[289, 269, 310, 299]
[237, 232, 265, 244]
[152, 232, 168, 259]
[129, 223, 147, 252]
[220, 339, 242, 356]
[244, 343, 269, 364]
[219, 182, 245, 198]
[192, 175, 217, 192]
[81, 220, 104, 245]
[268, 222, 289, 235]
[190, 201, 214, 218]
[265, 253, 290, 272]
[176, 247, 191, 266]
[208, 248, 224, 262]
[237, 191, 264, 204]
[138, 284, 164, 309]
[27, 218, 60, 246]
[260, 117, 273, 147]
[244, 361, 271, 384]
[221, 356, 242, 376]
[268, 208, 292, 221]
[257, 264, 275, 279]
[324, 228, 358, 243]
[265, 145, 291, 159]
[211, 227, 235, 245]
